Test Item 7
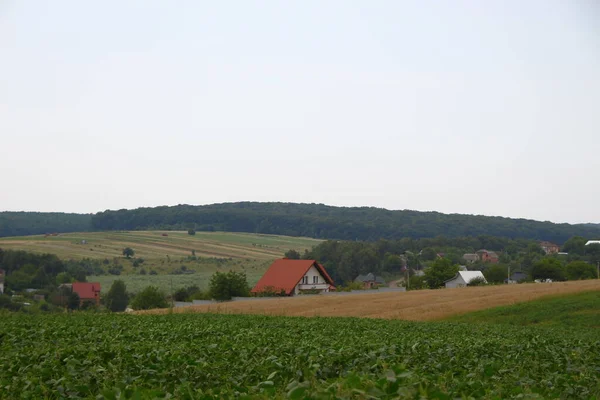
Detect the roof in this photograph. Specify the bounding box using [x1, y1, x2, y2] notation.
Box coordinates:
[251, 259, 335, 295]
[463, 253, 479, 260]
[585, 240, 600, 246]
[539, 241, 558, 246]
[354, 273, 386, 284]
[71, 282, 101, 300]
[445, 271, 487, 284]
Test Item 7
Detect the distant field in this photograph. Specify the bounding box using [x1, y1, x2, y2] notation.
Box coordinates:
[449, 290, 600, 328]
[145, 280, 600, 320]
[0, 231, 322, 293]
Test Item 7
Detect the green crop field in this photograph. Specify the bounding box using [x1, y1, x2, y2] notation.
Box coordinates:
[0, 231, 321, 293]
[1, 312, 599, 399]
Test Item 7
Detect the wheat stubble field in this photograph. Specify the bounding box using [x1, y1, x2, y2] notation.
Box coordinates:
[143, 280, 600, 320]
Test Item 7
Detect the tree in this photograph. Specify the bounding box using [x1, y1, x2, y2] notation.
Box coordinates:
[55, 272, 71, 284]
[482, 264, 508, 284]
[467, 276, 487, 286]
[67, 291, 80, 310]
[284, 249, 301, 259]
[122, 247, 135, 259]
[209, 271, 250, 301]
[130, 286, 168, 310]
[531, 258, 565, 281]
[562, 236, 587, 255]
[565, 261, 596, 281]
[424, 258, 459, 289]
[187, 229, 196, 236]
[105, 280, 129, 312]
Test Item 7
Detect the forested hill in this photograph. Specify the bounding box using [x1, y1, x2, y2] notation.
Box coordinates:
[90, 202, 600, 243]
[0, 212, 92, 238]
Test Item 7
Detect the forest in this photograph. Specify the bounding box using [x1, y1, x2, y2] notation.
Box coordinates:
[0, 212, 91, 237]
[2, 203, 600, 243]
[91, 202, 600, 243]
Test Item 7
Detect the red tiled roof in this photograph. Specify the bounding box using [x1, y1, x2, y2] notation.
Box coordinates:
[251, 259, 335, 295]
[72, 282, 101, 300]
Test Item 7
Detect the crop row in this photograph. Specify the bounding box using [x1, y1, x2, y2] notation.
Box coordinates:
[1, 313, 599, 399]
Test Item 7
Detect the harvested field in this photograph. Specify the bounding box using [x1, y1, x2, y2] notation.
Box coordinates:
[141, 280, 600, 320]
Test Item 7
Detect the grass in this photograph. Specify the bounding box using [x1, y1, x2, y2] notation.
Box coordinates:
[449, 290, 600, 328]
[0, 230, 322, 293]
[144, 280, 600, 320]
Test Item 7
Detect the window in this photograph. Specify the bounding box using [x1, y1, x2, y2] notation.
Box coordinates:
[303, 276, 308, 284]
[313, 276, 318, 284]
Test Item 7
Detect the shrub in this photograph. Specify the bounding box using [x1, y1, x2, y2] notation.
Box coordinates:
[467, 276, 487, 286]
[209, 271, 249, 301]
[130, 286, 168, 310]
[105, 280, 129, 312]
[187, 229, 196, 235]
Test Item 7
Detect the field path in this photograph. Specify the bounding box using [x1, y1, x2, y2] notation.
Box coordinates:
[142, 280, 600, 320]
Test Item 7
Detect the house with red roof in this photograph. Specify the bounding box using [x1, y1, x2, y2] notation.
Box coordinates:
[71, 282, 101, 306]
[252, 259, 335, 296]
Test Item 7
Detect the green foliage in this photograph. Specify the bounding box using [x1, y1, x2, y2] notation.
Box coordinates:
[284, 249, 301, 259]
[424, 258, 459, 289]
[209, 271, 249, 301]
[122, 247, 135, 259]
[565, 261, 597, 280]
[562, 236, 587, 255]
[482, 264, 508, 284]
[467, 276, 487, 286]
[406, 275, 428, 290]
[130, 286, 168, 310]
[1, 313, 600, 398]
[89, 202, 600, 243]
[187, 228, 196, 236]
[531, 258, 566, 281]
[67, 291, 80, 310]
[0, 211, 91, 237]
[105, 280, 129, 312]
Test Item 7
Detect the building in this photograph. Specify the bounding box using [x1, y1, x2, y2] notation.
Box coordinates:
[444, 271, 487, 288]
[462, 254, 479, 264]
[354, 273, 386, 289]
[505, 271, 528, 284]
[251, 259, 335, 296]
[585, 240, 600, 246]
[476, 249, 499, 263]
[0, 269, 4, 294]
[71, 282, 101, 306]
[539, 241, 560, 254]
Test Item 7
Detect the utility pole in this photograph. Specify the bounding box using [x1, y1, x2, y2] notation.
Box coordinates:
[508, 265, 510, 284]
[406, 263, 410, 291]
[597, 261, 599, 280]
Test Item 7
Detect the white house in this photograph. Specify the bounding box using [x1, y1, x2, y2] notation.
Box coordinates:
[251, 259, 336, 296]
[585, 240, 600, 246]
[444, 271, 487, 288]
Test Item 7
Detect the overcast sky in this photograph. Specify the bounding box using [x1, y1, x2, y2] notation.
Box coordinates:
[1, 1, 599, 223]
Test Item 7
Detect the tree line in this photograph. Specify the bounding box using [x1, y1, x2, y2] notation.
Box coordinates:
[0, 212, 92, 237]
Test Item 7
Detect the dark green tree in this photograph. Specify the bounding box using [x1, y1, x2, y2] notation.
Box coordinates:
[67, 291, 80, 310]
[424, 258, 459, 289]
[284, 249, 301, 259]
[565, 261, 596, 281]
[531, 258, 565, 281]
[130, 286, 168, 310]
[122, 247, 135, 259]
[482, 264, 508, 284]
[105, 280, 129, 312]
[209, 271, 250, 301]
[562, 236, 587, 255]
[187, 229, 196, 236]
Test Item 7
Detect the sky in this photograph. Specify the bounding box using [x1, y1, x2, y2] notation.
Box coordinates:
[0, 1, 599, 223]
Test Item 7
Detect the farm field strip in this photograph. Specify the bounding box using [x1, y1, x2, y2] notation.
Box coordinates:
[146, 280, 600, 320]
[1, 313, 598, 399]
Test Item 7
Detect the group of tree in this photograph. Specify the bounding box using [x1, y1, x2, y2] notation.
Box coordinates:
[0, 211, 92, 237]
[88, 202, 600, 243]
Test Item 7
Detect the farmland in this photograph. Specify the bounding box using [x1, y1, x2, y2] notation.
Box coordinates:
[0, 231, 321, 292]
[142, 279, 600, 320]
[1, 311, 599, 399]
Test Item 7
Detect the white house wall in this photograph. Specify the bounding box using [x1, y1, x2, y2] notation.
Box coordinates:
[445, 277, 467, 289]
[294, 265, 329, 295]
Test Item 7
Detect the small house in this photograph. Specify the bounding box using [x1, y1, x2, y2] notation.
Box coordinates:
[462, 253, 479, 264]
[585, 240, 600, 246]
[539, 241, 560, 254]
[251, 259, 335, 296]
[444, 271, 487, 288]
[354, 273, 386, 289]
[505, 271, 528, 284]
[71, 282, 101, 306]
[476, 250, 499, 263]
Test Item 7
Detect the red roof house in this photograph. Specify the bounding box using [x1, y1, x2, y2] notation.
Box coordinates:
[72, 282, 101, 305]
[252, 259, 335, 296]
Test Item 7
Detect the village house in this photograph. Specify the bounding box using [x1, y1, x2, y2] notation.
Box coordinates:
[505, 271, 528, 284]
[251, 259, 335, 296]
[539, 241, 560, 254]
[585, 240, 600, 246]
[61, 282, 101, 306]
[354, 273, 386, 289]
[476, 249, 499, 263]
[444, 271, 487, 288]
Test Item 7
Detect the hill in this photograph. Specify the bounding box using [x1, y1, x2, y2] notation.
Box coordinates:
[91, 202, 600, 243]
[0, 230, 321, 293]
